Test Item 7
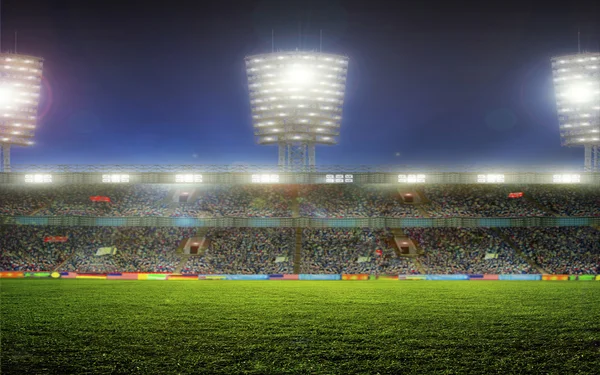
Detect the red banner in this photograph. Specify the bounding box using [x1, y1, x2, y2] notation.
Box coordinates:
[44, 236, 68, 243]
[90, 196, 111, 202]
[508, 192, 523, 198]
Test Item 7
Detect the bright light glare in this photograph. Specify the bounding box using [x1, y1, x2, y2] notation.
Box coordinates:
[287, 66, 313, 85]
[0, 86, 14, 105]
[564, 84, 593, 103]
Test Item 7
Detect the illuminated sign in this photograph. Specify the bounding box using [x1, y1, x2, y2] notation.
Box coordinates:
[252, 174, 279, 183]
[553, 174, 580, 183]
[24, 174, 52, 183]
[325, 174, 353, 183]
[398, 174, 426, 183]
[477, 174, 505, 183]
[102, 174, 130, 183]
[175, 174, 203, 183]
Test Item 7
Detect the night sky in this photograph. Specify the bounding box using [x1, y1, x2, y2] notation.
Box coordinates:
[3, 0, 599, 167]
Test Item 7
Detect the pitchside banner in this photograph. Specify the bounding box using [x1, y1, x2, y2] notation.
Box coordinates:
[499, 274, 541, 281]
[426, 275, 469, 280]
[299, 274, 341, 280]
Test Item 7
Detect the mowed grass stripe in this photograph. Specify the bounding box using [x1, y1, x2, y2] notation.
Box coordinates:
[1, 280, 599, 374]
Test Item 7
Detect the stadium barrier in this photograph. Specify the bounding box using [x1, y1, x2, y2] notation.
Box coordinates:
[167, 275, 198, 281]
[269, 274, 299, 280]
[543, 275, 569, 281]
[430, 275, 468, 281]
[498, 274, 542, 281]
[342, 274, 370, 281]
[3, 215, 600, 228]
[0, 271, 24, 278]
[398, 275, 427, 280]
[76, 273, 107, 279]
[468, 274, 500, 280]
[198, 275, 228, 280]
[3, 272, 598, 280]
[299, 274, 341, 281]
[224, 275, 270, 280]
[22, 272, 50, 278]
[376, 275, 399, 280]
[426, 275, 470, 280]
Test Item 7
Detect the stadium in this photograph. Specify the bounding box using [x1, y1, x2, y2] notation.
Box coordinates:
[2, 2, 600, 375]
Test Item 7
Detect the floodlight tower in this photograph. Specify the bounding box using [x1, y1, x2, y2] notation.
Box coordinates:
[245, 51, 349, 169]
[0, 53, 44, 172]
[551, 52, 600, 171]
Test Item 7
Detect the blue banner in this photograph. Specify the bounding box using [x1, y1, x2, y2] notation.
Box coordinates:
[17, 217, 48, 225]
[499, 274, 542, 281]
[425, 275, 469, 280]
[298, 274, 341, 280]
[95, 218, 127, 226]
[172, 218, 200, 227]
[225, 275, 269, 280]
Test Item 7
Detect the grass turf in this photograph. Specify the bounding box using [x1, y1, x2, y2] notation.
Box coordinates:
[1, 280, 599, 374]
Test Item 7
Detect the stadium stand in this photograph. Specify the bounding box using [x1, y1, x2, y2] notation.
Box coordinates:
[421, 185, 550, 218]
[170, 185, 294, 218]
[179, 228, 295, 274]
[0, 226, 196, 273]
[499, 227, 600, 275]
[299, 185, 421, 218]
[300, 228, 419, 274]
[524, 186, 600, 217]
[404, 228, 535, 274]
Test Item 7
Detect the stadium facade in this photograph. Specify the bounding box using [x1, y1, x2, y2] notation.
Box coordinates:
[245, 51, 349, 169]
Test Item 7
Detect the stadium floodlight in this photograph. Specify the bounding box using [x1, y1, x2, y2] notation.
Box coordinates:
[553, 174, 581, 183]
[251, 174, 279, 183]
[325, 174, 353, 183]
[551, 52, 600, 171]
[0, 53, 44, 172]
[175, 174, 202, 183]
[102, 174, 130, 183]
[245, 51, 349, 170]
[477, 174, 505, 183]
[24, 174, 52, 183]
[398, 174, 426, 183]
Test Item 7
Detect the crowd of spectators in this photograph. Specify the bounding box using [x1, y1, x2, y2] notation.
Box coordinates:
[0, 226, 195, 273]
[0, 186, 57, 216]
[524, 186, 600, 217]
[422, 185, 550, 218]
[180, 228, 295, 274]
[404, 228, 534, 274]
[301, 228, 418, 274]
[170, 186, 293, 218]
[34, 185, 171, 217]
[299, 185, 421, 218]
[2, 183, 598, 219]
[500, 227, 600, 275]
[61, 227, 196, 273]
[0, 226, 86, 271]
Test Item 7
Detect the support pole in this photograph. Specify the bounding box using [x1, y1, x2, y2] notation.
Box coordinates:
[308, 143, 316, 169]
[278, 143, 286, 167]
[1, 143, 10, 172]
[584, 145, 592, 172]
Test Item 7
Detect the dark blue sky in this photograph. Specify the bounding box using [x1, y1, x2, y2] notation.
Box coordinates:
[4, 0, 599, 167]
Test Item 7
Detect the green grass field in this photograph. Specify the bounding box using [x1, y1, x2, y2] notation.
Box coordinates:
[1, 280, 599, 374]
